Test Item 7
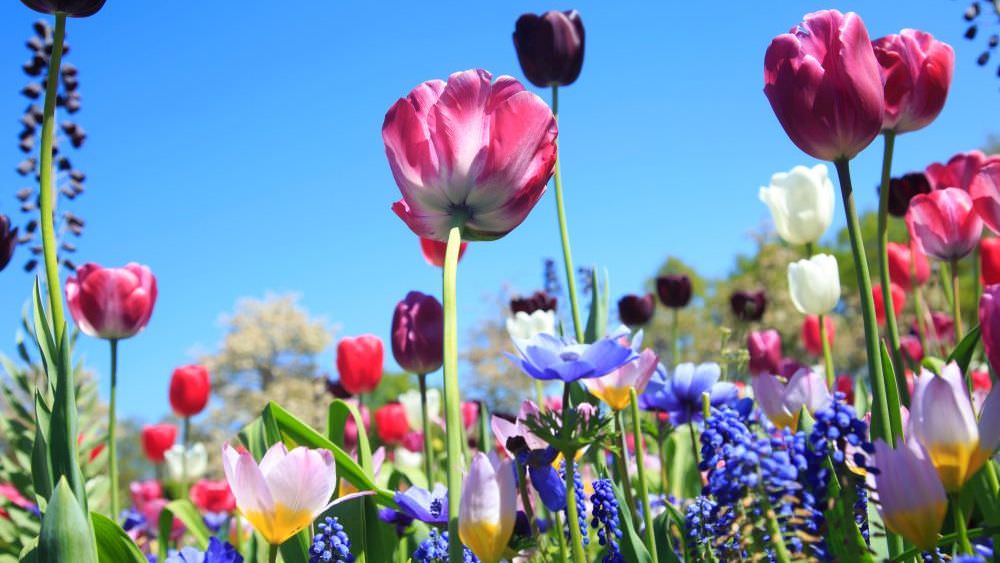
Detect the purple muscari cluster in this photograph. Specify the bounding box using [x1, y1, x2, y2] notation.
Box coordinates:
[164, 538, 243, 563]
[590, 478, 623, 563]
[412, 529, 478, 563]
[309, 516, 354, 563]
[560, 460, 589, 546]
[683, 496, 718, 556]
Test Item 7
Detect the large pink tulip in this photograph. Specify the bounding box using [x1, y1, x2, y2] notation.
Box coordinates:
[383, 69, 557, 242]
[925, 150, 1000, 192]
[872, 30, 953, 134]
[764, 10, 884, 161]
[65, 263, 157, 340]
[971, 163, 1000, 235]
[906, 188, 983, 261]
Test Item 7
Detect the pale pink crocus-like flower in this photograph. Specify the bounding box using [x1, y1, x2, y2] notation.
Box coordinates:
[751, 368, 832, 430]
[383, 69, 557, 242]
[491, 400, 548, 457]
[872, 438, 947, 550]
[65, 262, 157, 340]
[459, 452, 517, 563]
[583, 348, 658, 411]
[906, 187, 983, 261]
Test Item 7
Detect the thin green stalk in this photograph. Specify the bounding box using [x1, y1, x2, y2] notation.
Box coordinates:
[950, 259, 964, 339]
[614, 411, 638, 527]
[553, 510, 569, 561]
[762, 496, 792, 563]
[550, 85, 584, 342]
[877, 132, 907, 394]
[657, 422, 669, 497]
[819, 313, 835, 388]
[670, 308, 679, 365]
[38, 13, 67, 338]
[914, 288, 928, 359]
[108, 339, 119, 519]
[267, 543, 278, 563]
[418, 374, 434, 486]
[687, 422, 701, 468]
[515, 461, 541, 539]
[181, 414, 191, 495]
[834, 158, 903, 558]
[953, 494, 973, 554]
[629, 389, 659, 560]
[560, 383, 587, 563]
[534, 379, 546, 412]
[442, 226, 465, 563]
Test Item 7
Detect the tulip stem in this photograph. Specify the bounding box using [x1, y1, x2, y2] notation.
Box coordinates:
[657, 422, 669, 497]
[950, 259, 964, 340]
[560, 383, 587, 563]
[418, 373, 434, 486]
[834, 158, 904, 558]
[629, 389, 659, 560]
[553, 510, 569, 561]
[818, 313, 835, 388]
[614, 410, 638, 528]
[670, 308, 680, 365]
[687, 422, 701, 469]
[38, 13, 67, 339]
[877, 131, 908, 400]
[267, 544, 278, 563]
[442, 226, 466, 563]
[108, 339, 119, 520]
[550, 85, 584, 343]
[952, 494, 973, 554]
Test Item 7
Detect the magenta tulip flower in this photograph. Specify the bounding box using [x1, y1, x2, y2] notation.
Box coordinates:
[747, 329, 781, 376]
[925, 150, 1000, 192]
[971, 163, 1000, 235]
[906, 188, 983, 261]
[981, 285, 1000, 374]
[65, 262, 157, 340]
[764, 10, 884, 161]
[872, 30, 954, 134]
[383, 69, 557, 242]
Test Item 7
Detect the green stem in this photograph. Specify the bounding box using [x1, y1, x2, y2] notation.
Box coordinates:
[834, 158, 903, 558]
[418, 374, 435, 486]
[550, 85, 584, 343]
[515, 461, 541, 539]
[442, 226, 465, 563]
[615, 411, 638, 528]
[108, 339, 119, 519]
[534, 379, 546, 412]
[670, 308, 679, 365]
[560, 383, 587, 563]
[267, 543, 278, 563]
[951, 259, 964, 340]
[38, 14, 67, 339]
[762, 496, 792, 563]
[657, 422, 669, 497]
[687, 422, 701, 469]
[818, 313, 835, 388]
[877, 132, 907, 398]
[553, 510, 569, 561]
[953, 494, 973, 554]
[630, 389, 659, 560]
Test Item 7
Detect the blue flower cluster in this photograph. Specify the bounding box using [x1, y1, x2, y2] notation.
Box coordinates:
[589, 478, 623, 563]
[411, 529, 478, 563]
[683, 496, 717, 556]
[164, 537, 243, 563]
[560, 460, 589, 547]
[309, 516, 354, 563]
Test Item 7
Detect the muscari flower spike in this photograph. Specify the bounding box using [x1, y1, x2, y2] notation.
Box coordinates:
[412, 529, 479, 563]
[309, 516, 354, 563]
[590, 478, 624, 563]
[559, 460, 589, 547]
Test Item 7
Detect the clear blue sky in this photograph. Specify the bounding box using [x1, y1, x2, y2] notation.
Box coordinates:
[0, 1, 996, 421]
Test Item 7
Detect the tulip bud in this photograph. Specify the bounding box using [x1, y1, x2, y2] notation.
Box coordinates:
[981, 237, 1000, 286]
[751, 369, 831, 430]
[617, 293, 655, 327]
[141, 424, 177, 464]
[887, 240, 931, 290]
[972, 162, 1000, 235]
[336, 335, 384, 395]
[459, 453, 517, 563]
[65, 262, 158, 340]
[510, 291, 557, 314]
[655, 274, 692, 309]
[747, 329, 782, 376]
[169, 364, 211, 417]
[884, 172, 932, 217]
[872, 30, 954, 134]
[801, 315, 835, 357]
[906, 188, 983, 261]
[391, 291, 443, 375]
[164, 443, 207, 482]
[0, 215, 16, 274]
[512, 11, 585, 88]
[872, 439, 947, 550]
[420, 237, 467, 268]
[20, 0, 106, 17]
[462, 401, 480, 431]
[873, 283, 906, 326]
[506, 310, 556, 341]
[730, 289, 767, 322]
[758, 164, 835, 245]
[398, 388, 440, 432]
[787, 254, 840, 315]
[374, 402, 410, 445]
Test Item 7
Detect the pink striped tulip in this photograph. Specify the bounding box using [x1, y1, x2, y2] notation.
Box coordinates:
[66, 262, 157, 340]
[972, 163, 1000, 235]
[925, 150, 1000, 192]
[383, 69, 557, 242]
[459, 452, 517, 563]
[751, 368, 831, 430]
[906, 187, 983, 261]
[583, 348, 658, 411]
[872, 439, 947, 550]
[222, 443, 336, 545]
[872, 30, 954, 134]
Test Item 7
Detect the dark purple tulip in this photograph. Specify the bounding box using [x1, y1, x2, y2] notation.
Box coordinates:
[20, 0, 106, 17]
[882, 171, 932, 217]
[655, 275, 692, 309]
[617, 293, 655, 327]
[513, 10, 585, 88]
[391, 291, 443, 375]
[730, 289, 767, 322]
[510, 290, 557, 315]
[0, 216, 17, 274]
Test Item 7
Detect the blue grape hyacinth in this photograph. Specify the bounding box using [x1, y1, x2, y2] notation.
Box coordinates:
[590, 478, 624, 563]
[309, 516, 354, 563]
[412, 529, 478, 563]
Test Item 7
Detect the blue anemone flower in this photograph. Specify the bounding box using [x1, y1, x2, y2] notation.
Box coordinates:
[508, 332, 634, 382]
[393, 484, 448, 525]
[640, 362, 740, 424]
[165, 537, 243, 563]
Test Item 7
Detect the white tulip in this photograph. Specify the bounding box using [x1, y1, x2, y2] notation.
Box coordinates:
[164, 442, 207, 482]
[759, 164, 835, 245]
[787, 254, 840, 315]
[398, 387, 441, 431]
[505, 310, 555, 341]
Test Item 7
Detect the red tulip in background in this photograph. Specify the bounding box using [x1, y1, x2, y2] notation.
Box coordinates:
[141, 423, 177, 463]
[747, 329, 782, 376]
[391, 291, 444, 375]
[971, 368, 993, 394]
[130, 479, 163, 507]
[65, 262, 157, 340]
[512, 10, 585, 88]
[886, 240, 931, 291]
[169, 364, 211, 417]
[971, 163, 1000, 235]
[906, 187, 983, 261]
[926, 311, 955, 345]
[383, 69, 557, 241]
[925, 150, 1000, 192]
[801, 315, 835, 357]
[982, 238, 1000, 286]
[420, 237, 468, 268]
[462, 401, 480, 430]
[375, 402, 409, 445]
[336, 335, 384, 395]
[763, 10, 884, 162]
[190, 479, 236, 513]
[872, 29, 953, 134]
[900, 334, 924, 364]
[873, 283, 906, 326]
[835, 374, 855, 405]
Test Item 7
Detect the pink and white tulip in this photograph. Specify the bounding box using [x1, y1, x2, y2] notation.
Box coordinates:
[752, 368, 831, 430]
[872, 438, 947, 550]
[906, 187, 983, 261]
[65, 262, 157, 340]
[583, 348, 658, 411]
[459, 452, 517, 563]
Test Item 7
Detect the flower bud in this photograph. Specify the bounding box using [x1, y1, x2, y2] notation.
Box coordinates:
[759, 164, 835, 245]
[872, 439, 947, 550]
[617, 293, 655, 327]
[391, 291, 443, 375]
[872, 29, 954, 134]
[375, 402, 410, 445]
[66, 262, 157, 340]
[141, 424, 177, 464]
[336, 335, 384, 395]
[169, 364, 210, 417]
[512, 11, 585, 88]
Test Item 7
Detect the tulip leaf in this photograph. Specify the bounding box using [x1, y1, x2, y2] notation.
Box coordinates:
[946, 323, 980, 374]
[156, 500, 211, 562]
[652, 511, 682, 563]
[328, 400, 374, 475]
[584, 267, 609, 344]
[969, 462, 1000, 557]
[91, 512, 146, 563]
[30, 281, 56, 376]
[38, 478, 98, 563]
[666, 426, 700, 499]
[31, 392, 53, 504]
[609, 479, 653, 563]
[823, 473, 874, 563]
[879, 341, 904, 442]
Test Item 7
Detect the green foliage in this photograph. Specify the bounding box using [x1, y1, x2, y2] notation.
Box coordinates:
[37, 479, 97, 563]
[91, 512, 145, 563]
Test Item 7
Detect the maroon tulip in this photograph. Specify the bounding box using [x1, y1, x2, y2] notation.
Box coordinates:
[982, 237, 1000, 286]
[65, 263, 157, 340]
[141, 424, 177, 464]
[730, 289, 767, 322]
[336, 335, 384, 395]
[906, 188, 983, 261]
[885, 172, 932, 217]
[420, 237, 468, 268]
[513, 10, 585, 88]
[374, 402, 410, 445]
[924, 312, 955, 345]
[764, 10, 884, 161]
[747, 329, 782, 376]
[872, 29, 954, 134]
[801, 315, 835, 357]
[655, 275, 692, 309]
[617, 293, 655, 327]
[0, 215, 16, 274]
[391, 291, 443, 375]
[925, 150, 1000, 192]
[980, 285, 1000, 374]
[169, 364, 211, 417]
[886, 240, 931, 291]
[20, 0, 106, 17]
[510, 291, 557, 314]
[971, 163, 1000, 235]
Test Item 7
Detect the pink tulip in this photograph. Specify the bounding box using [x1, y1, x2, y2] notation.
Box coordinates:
[886, 240, 931, 291]
[872, 30, 954, 134]
[871, 439, 947, 550]
[752, 368, 831, 430]
[981, 285, 1000, 374]
[971, 163, 1000, 235]
[764, 10, 884, 161]
[65, 262, 157, 340]
[925, 150, 1000, 192]
[747, 329, 781, 376]
[383, 69, 557, 241]
[583, 348, 658, 411]
[906, 187, 983, 261]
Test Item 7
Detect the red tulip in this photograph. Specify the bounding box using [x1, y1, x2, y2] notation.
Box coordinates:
[971, 163, 1000, 235]
[420, 237, 468, 268]
[873, 283, 906, 326]
[462, 401, 480, 430]
[190, 479, 236, 513]
[925, 150, 1000, 192]
[391, 292, 444, 375]
[835, 374, 855, 404]
[872, 30, 953, 134]
[169, 364, 211, 417]
[971, 368, 993, 394]
[801, 315, 835, 357]
[906, 188, 983, 261]
[384, 69, 557, 241]
[65, 263, 157, 340]
[141, 424, 177, 464]
[374, 402, 410, 445]
[982, 237, 1000, 286]
[764, 10, 884, 161]
[925, 311, 955, 345]
[901, 334, 924, 364]
[887, 240, 931, 291]
[336, 335, 384, 395]
[747, 329, 782, 376]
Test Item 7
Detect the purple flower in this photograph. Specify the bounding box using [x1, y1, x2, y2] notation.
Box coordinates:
[165, 538, 243, 563]
[393, 484, 449, 525]
[508, 332, 633, 383]
[640, 363, 740, 424]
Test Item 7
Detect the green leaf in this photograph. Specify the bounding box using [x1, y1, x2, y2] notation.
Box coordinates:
[156, 500, 212, 562]
[879, 342, 904, 443]
[666, 426, 700, 499]
[30, 281, 56, 376]
[91, 512, 146, 563]
[610, 480, 652, 563]
[31, 392, 53, 504]
[46, 320, 87, 512]
[584, 267, 609, 344]
[652, 511, 682, 563]
[328, 400, 374, 474]
[823, 475, 873, 562]
[947, 324, 981, 373]
[37, 478, 97, 563]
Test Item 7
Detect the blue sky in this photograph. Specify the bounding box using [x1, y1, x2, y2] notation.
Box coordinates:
[0, 1, 996, 421]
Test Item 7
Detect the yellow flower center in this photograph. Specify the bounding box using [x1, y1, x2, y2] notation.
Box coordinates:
[244, 503, 314, 546]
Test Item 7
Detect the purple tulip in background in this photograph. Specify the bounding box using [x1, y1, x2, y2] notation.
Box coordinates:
[391, 291, 444, 375]
[730, 289, 767, 322]
[617, 293, 655, 327]
[512, 10, 585, 88]
[655, 274, 692, 309]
